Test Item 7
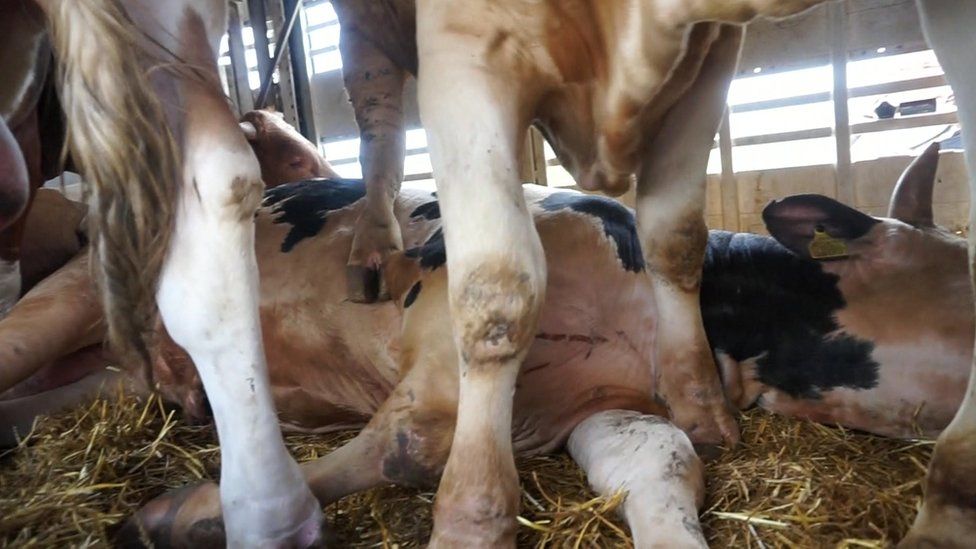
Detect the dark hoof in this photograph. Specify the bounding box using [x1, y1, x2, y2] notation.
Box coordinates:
[114, 484, 223, 548]
[346, 264, 390, 304]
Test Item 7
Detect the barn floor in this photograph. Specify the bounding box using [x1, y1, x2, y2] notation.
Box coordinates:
[0, 392, 931, 548]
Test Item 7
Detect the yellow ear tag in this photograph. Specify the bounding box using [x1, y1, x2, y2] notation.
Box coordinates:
[808, 228, 849, 259]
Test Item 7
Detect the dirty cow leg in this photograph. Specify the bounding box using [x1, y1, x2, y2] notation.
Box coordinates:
[568, 410, 706, 549]
[416, 6, 547, 546]
[900, 2, 976, 547]
[635, 25, 743, 448]
[119, 10, 324, 548]
[338, 20, 407, 303]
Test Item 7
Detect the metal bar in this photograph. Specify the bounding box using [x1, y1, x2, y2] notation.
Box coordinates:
[829, 2, 853, 204]
[266, 0, 299, 128]
[729, 75, 949, 115]
[256, 0, 304, 109]
[227, 3, 254, 115]
[732, 127, 833, 147]
[248, 0, 273, 93]
[282, 0, 317, 142]
[718, 108, 739, 232]
[850, 111, 958, 134]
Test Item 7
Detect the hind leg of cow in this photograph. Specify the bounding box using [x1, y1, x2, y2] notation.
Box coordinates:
[568, 410, 706, 549]
[900, 2, 976, 546]
[417, 7, 547, 546]
[635, 25, 743, 449]
[0, 111, 40, 318]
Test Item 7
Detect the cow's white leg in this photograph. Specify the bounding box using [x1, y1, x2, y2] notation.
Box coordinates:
[151, 91, 324, 549]
[416, 5, 546, 545]
[636, 24, 743, 448]
[568, 410, 706, 549]
[900, 2, 976, 546]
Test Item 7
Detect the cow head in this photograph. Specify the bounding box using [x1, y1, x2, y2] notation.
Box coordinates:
[754, 142, 973, 435]
[239, 109, 340, 188]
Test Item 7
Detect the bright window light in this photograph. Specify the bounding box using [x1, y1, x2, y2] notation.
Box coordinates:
[546, 165, 576, 187]
[847, 50, 943, 88]
[851, 125, 955, 163]
[405, 128, 428, 150]
[727, 64, 832, 106]
[732, 137, 836, 172]
[322, 137, 360, 162]
[404, 153, 433, 176]
[730, 101, 834, 139]
[312, 49, 343, 74]
[308, 25, 340, 52]
[305, 2, 339, 27]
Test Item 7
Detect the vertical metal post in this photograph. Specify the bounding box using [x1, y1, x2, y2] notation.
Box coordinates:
[267, 0, 300, 129]
[282, 0, 317, 144]
[228, 2, 254, 115]
[248, 0, 273, 90]
[719, 108, 739, 232]
[830, 2, 853, 204]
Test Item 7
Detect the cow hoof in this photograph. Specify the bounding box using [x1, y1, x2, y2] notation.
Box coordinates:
[346, 263, 389, 303]
[115, 483, 334, 548]
[672, 400, 740, 450]
[115, 484, 223, 548]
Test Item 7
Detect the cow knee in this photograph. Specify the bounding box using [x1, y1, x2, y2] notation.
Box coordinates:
[379, 413, 455, 489]
[450, 261, 544, 368]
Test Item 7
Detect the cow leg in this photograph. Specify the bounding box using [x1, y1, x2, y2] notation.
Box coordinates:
[121, 360, 459, 546]
[568, 410, 706, 549]
[147, 65, 326, 549]
[900, 1, 976, 546]
[0, 111, 40, 317]
[336, 16, 407, 303]
[416, 11, 546, 546]
[635, 25, 743, 448]
[0, 361, 126, 448]
[0, 252, 102, 395]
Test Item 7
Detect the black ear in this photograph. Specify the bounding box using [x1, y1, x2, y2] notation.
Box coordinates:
[762, 194, 880, 259]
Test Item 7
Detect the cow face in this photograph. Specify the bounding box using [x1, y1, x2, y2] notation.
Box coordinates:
[755, 143, 973, 435]
[239, 109, 339, 188]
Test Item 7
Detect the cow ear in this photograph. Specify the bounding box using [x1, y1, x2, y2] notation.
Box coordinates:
[762, 194, 880, 260]
[239, 121, 258, 141]
[888, 141, 939, 227]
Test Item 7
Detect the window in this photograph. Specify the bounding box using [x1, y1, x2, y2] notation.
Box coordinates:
[304, 1, 342, 74]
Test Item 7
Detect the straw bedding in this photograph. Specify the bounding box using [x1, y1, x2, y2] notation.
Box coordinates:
[0, 392, 932, 548]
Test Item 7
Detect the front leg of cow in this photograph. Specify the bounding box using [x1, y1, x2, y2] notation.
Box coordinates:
[340, 23, 406, 303]
[900, 1, 976, 546]
[99, 8, 326, 548]
[636, 25, 743, 449]
[416, 9, 546, 547]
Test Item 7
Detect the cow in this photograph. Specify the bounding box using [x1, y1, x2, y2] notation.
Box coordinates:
[8, 0, 974, 545]
[330, 3, 976, 544]
[1, 142, 971, 546]
[0, 0, 72, 318]
[239, 109, 342, 188]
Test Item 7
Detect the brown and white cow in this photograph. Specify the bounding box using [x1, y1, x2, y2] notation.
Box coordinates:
[332, 3, 976, 544]
[6, 0, 974, 545]
[2, 142, 972, 546]
[239, 109, 342, 188]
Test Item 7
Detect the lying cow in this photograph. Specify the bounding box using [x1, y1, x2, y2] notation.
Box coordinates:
[1, 143, 969, 546]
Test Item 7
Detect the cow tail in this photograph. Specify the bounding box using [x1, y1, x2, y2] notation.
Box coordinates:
[46, 0, 181, 376]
